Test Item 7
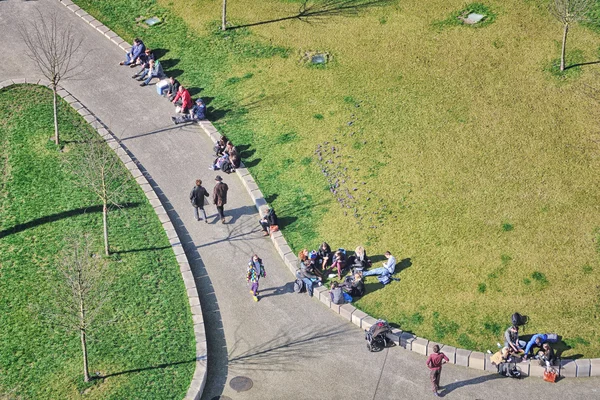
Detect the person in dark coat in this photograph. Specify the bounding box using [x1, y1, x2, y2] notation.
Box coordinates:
[165, 77, 180, 101]
[259, 207, 278, 236]
[212, 175, 229, 223]
[189, 179, 209, 222]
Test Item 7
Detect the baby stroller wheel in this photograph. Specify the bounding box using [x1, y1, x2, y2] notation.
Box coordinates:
[367, 342, 373, 352]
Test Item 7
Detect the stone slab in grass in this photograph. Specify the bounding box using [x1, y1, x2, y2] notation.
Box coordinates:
[455, 349, 471, 367]
[560, 359, 576, 378]
[591, 358, 600, 376]
[339, 304, 356, 321]
[351, 309, 368, 328]
[469, 351, 485, 371]
[575, 359, 591, 377]
[411, 337, 428, 355]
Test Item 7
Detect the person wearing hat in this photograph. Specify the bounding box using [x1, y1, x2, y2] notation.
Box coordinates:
[172, 98, 206, 125]
[212, 175, 229, 223]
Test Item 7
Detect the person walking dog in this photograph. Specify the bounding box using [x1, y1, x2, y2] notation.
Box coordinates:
[247, 254, 266, 302]
[426, 344, 449, 397]
[189, 179, 209, 222]
[212, 175, 229, 223]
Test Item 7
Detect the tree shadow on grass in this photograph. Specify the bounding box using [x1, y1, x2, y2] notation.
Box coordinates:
[0, 203, 141, 239]
[101, 358, 196, 379]
[229, 0, 394, 30]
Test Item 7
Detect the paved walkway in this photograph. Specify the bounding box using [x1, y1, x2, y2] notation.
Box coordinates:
[1, 1, 599, 399]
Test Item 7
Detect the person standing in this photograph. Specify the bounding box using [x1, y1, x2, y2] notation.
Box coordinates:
[212, 175, 229, 223]
[189, 179, 209, 222]
[426, 345, 449, 397]
[247, 254, 266, 302]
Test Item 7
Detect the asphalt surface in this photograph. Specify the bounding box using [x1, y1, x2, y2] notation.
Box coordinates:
[1, 1, 599, 398]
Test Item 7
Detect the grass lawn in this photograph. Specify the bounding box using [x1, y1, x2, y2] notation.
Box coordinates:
[0, 85, 195, 399]
[73, 0, 600, 357]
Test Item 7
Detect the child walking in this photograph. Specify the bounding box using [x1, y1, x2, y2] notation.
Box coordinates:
[247, 254, 266, 302]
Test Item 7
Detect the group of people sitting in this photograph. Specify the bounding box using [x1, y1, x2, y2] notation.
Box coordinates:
[209, 135, 241, 174]
[119, 38, 206, 125]
[293, 242, 398, 301]
[491, 324, 558, 373]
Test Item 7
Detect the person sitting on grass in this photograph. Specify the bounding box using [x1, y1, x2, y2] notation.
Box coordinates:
[119, 38, 145, 66]
[259, 207, 278, 236]
[504, 325, 526, 355]
[172, 85, 192, 114]
[296, 262, 321, 297]
[348, 245, 372, 271]
[329, 250, 345, 280]
[490, 346, 511, 367]
[341, 272, 365, 298]
[172, 98, 206, 125]
[362, 251, 396, 278]
[316, 242, 332, 270]
[330, 282, 352, 305]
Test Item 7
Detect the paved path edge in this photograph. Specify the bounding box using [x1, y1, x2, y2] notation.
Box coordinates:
[56, 0, 600, 381]
[0, 79, 208, 399]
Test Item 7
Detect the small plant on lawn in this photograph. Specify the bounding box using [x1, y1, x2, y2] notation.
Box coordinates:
[549, 0, 595, 71]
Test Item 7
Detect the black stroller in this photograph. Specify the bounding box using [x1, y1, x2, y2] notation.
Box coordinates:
[365, 319, 392, 352]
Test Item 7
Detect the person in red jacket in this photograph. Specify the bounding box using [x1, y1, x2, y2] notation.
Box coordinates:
[172, 85, 191, 113]
[426, 345, 449, 397]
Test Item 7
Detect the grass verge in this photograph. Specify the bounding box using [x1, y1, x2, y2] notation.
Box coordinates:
[0, 85, 195, 399]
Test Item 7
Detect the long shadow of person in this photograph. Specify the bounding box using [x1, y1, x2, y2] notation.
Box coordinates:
[439, 372, 504, 397]
[258, 282, 295, 299]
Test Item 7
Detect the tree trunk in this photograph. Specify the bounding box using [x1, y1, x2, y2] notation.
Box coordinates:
[560, 22, 569, 72]
[221, 0, 227, 31]
[52, 86, 59, 145]
[80, 328, 90, 382]
[102, 202, 109, 256]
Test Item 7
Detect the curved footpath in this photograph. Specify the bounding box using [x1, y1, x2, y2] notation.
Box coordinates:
[1, 1, 599, 399]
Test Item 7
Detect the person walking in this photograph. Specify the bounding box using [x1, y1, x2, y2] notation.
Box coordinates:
[212, 175, 229, 223]
[426, 344, 449, 397]
[247, 254, 266, 302]
[189, 179, 209, 222]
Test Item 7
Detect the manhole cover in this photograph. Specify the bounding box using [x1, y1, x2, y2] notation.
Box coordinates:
[229, 376, 253, 392]
[210, 397, 233, 400]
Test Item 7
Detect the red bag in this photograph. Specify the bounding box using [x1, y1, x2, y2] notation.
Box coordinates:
[543, 368, 557, 383]
[269, 225, 279, 232]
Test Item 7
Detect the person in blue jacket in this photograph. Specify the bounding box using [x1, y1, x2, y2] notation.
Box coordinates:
[171, 98, 206, 124]
[119, 38, 145, 66]
[523, 333, 557, 360]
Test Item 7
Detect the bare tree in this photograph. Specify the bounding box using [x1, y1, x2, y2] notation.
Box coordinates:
[39, 234, 113, 382]
[64, 131, 130, 255]
[20, 10, 86, 145]
[549, 0, 594, 71]
[222, 0, 228, 30]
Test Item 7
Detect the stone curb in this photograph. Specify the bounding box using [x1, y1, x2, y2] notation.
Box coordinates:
[55, 0, 600, 382]
[0, 80, 207, 399]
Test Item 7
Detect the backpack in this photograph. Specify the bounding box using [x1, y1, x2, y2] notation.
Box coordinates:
[221, 160, 233, 174]
[293, 279, 305, 293]
[377, 274, 391, 285]
[511, 313, 528, 331]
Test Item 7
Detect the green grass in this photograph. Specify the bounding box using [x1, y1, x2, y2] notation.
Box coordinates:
[72, 0, 600, 357]
[0, 85, 195, 399]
